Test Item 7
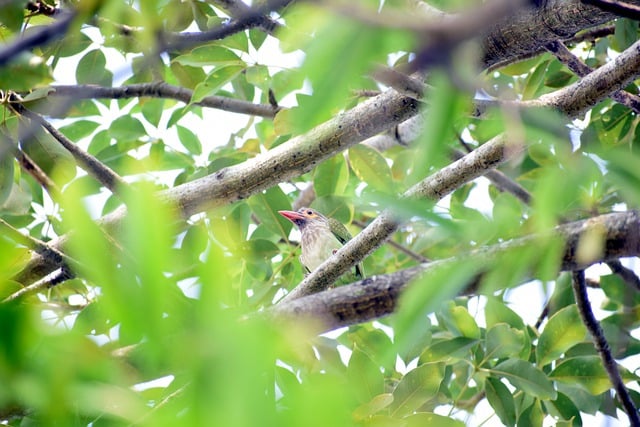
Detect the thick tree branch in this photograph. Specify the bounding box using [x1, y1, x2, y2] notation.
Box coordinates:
[273, 211, 640, 331]
[482, 0, 639, 69]
[582, 0, 640, 20]
[48, 83, 279, 118]
[571, 270, 640, 426]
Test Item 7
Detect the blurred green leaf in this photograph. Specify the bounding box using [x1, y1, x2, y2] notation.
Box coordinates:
[390, 362, 444, 417]
[0, 52, 52, 91]
[349, 144, 395, 194]
[76, 49, 113, 86]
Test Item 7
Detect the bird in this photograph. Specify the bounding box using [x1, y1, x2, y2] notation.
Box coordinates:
[278, 207, 364, 282]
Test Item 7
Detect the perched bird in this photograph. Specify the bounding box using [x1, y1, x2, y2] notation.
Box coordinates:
[278, 207, 364, 281]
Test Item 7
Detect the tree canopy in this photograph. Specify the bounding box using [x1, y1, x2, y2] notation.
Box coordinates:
[2, 0, 640, 425]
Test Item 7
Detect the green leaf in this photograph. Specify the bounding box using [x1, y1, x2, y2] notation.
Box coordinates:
[396, 260, 481, 354]
[173, 45, 243, 67]
[390, 362, 444, 417]
[485, 323, 526, 360]
[536, 305, 588, 366]
[419, 336, 479, 363]
[486, 377, 516, 427]
[550, 356, 625, 395]
[544, 392, 582, 424]
[491, 359, 556, 400]
[0, 52, 52, 91]
[485, 297, 525, 329]
[441, 303, 481, 338]
[58, 120, 99, 142]
[245, 65, 270, 89]
[0, 154, 15, 206]
[247, 186, 292, 237]
[76, 49, 113, 86]
[0, 0, 26, 32]
[518, 399, 545, 427]
[313, 154, 349, 197]
[353, 393, 394, 420]
[348, 144, 395, 194]
[109, 116, 146, 141]
[176, 125, 202, 155]
[192, 65, 244, 103]
[20, 127, 76, 184]
[347, 346, 384, 403]
[522, 60, 550, 100]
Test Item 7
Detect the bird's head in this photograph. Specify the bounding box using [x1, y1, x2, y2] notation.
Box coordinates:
[278, 207, 327, 231]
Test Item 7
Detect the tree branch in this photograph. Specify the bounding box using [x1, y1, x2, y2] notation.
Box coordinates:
[482, 0, 637, 69]
[0, 10, 75, 66]
[545, 40, 640, 114]
[571, 270, 640, 426]
[526, 38, 640, 117]
[272, 211, 640, 331]
[581, 0, 640, 20]
[161, 0, 293, 53]
[15, 105, 129, 198]
[48, 83, 279, 118]
[280, 134, 517, 302]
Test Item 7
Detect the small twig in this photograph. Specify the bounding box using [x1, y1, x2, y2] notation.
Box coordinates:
[607, 259, 640, 292]
[48, 83, 280, 118]
[571, 270, 640, 426]
[454, 138, 532, 205]
[581, 0, 640, 20]
[162, 0, 293, 53]
[370, 66, 425, 100]
[3, 267, 74, 303]
[0, 218, 77, 268]
[353, 219, 429, 263]
[12, 103, 129, 198]
[534, 301, 550, 329]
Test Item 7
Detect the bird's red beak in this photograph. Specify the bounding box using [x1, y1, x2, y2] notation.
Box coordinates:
[278, 210, 304, 222]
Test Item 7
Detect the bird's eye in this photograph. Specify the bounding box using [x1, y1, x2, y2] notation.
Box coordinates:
[306, 210, 313, 216]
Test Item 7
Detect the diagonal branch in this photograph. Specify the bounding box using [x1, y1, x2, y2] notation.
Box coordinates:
[14, 104, 129, 198]
[545, 40, 640, 114]
[272, 211, 640, 331]
[571, 270, 640, 426]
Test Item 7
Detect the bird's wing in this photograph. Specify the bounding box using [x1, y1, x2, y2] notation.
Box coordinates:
[327, 217, 353, 245]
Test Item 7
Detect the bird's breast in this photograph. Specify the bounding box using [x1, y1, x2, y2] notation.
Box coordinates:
[300, 229, 343, 272]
